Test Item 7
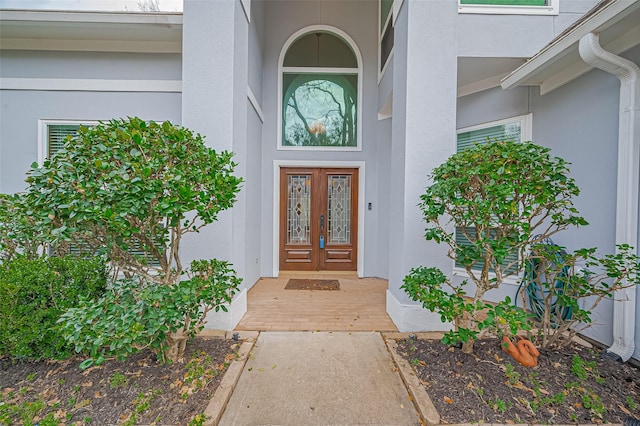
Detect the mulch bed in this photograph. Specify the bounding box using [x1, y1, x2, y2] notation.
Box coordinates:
[397, 337, 640, 424]
[0, 337, 237, 425]
[284, 278, 340, 290]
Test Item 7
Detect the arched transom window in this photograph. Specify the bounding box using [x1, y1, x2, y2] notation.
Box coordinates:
[279, 27, 361, 150]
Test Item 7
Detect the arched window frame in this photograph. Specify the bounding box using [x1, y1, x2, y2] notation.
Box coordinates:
[278, 25, 363, 151]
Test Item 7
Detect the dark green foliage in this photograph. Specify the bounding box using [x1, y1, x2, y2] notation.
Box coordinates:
[403, 140, 640, 352]
[5, 118, 242, 363]
[22, 117, 242, 282]
[526, 243, 640, 348]
[403, 141, 587, 353]
[0, 256, 107, 360]
[58, 259, 241, 366]
[0, 194, 45, 263]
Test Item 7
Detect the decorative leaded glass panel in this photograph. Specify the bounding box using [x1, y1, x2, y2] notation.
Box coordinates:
[327, 175, 351, 244]
[287, 175, 311, 244]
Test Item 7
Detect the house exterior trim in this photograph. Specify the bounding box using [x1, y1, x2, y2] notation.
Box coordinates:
[247, 85, 264, 123]
[277, 24, 364, 152]
[1, 78, 182, 92]
[501, 0, 640, 90]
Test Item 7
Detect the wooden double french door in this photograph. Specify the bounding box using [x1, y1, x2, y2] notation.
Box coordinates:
[280, 168, 358, 271]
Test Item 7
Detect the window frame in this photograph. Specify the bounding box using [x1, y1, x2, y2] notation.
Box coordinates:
[38, 119, 98, 166]
[378, 0, 394, 81]
[278, 25, 363, 152]
[281, 68, 359, 149]
[458, 0, 559, 15]
[453, 113, 532, 281]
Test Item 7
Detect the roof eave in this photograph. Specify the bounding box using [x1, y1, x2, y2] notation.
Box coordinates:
[501, 0, 640, 90]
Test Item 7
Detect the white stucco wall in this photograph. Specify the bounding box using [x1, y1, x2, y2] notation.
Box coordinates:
[181, 0, 256, 329]
[531, 44, 640, 360]
[0, 90, 181, 194]
[457, 0, 600, 57]
[0, 48, 182, 194]
[0, 51, 182, 80]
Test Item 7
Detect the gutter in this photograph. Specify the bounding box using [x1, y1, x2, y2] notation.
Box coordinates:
[502, 0, 640, 90]
[578, 32, 639, 362]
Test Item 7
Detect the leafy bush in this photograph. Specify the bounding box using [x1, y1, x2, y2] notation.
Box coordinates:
[525, 243, 640, 348]
[402, 140, 640, 353]
[402, 141, 587, 353]
[21, 117, 243, 362]
[0, 256, 107, 359]
[59, 259, 241, 366]
[0, 194, 44, 264]
[23, 117, 242, 283]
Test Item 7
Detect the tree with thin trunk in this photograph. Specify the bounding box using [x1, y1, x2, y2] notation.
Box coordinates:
[402, 141, 588, 354]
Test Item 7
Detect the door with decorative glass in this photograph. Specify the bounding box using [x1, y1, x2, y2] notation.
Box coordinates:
[280, 168, 358, 271]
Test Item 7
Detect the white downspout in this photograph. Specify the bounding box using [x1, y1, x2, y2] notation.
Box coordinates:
[578, 32, 639, 362]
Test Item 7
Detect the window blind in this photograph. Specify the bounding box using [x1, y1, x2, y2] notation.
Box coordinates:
[47, 124, 81, 157]
[455, 227, 519, 275]
[457, 121, 521, 151]
[46, 123, 160, 266]
[455, 118, 523, 275]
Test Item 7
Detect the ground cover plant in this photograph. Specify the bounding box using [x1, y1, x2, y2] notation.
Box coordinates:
[397, 337, 640, 424]
[0, 337, 237, 426]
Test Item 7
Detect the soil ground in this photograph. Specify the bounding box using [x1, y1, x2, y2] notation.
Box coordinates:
[397, 337, 640, 424]
[0, 337, 237, 426]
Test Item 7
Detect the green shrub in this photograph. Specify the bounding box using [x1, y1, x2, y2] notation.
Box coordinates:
[0, 255, 107, 360]
[59, 259, 241, 366]
[23, 118, 242, 362]
[402, 141, 587, 354]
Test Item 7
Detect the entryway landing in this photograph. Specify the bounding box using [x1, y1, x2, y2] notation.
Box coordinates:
[234, 273, 398, 332]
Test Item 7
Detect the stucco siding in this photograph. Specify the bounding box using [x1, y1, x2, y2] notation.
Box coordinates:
[0, 51, 181, 80]
[456, 86, 530, 130]
[0, 90, 181, 194]
[457, 0, 600, 58]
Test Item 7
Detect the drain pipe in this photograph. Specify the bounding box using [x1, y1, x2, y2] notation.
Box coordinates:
[578, 32, 639, 362]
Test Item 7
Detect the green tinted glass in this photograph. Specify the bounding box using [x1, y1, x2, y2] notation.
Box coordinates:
[283, 73, 357, 147]
[460, 0, 546, 5]
[380, 0, 393, 33]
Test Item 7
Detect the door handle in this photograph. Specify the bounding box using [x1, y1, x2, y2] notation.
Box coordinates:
[320, 214, 325, 230]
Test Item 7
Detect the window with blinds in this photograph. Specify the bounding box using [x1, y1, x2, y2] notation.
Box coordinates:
[44, 122, 160, 266]
[455, 115, 530, 275]
[458, 0, 557, 15]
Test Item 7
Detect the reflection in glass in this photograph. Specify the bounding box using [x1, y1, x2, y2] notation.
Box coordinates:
[283, 74, 357, 147]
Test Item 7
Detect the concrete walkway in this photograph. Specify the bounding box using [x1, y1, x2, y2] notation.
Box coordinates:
[218, 332, 420, 425]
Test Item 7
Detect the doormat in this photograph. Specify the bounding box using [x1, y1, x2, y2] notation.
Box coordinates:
[284, 279, 340, 291]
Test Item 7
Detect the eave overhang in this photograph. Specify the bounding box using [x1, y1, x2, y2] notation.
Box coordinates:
[0, 9, 183, 53]
[501, 0, 640, 94]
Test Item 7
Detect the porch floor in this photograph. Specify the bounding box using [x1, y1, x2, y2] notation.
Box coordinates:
[234, 273, 398, 331]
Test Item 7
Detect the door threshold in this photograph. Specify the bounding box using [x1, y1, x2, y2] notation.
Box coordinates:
[278, 270, 358, 279]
